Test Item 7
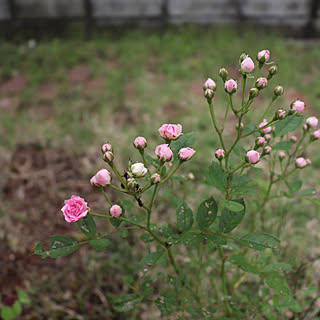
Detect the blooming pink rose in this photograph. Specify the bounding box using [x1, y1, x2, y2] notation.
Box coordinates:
[155, 144, 173, 162]
[133, 136, 147, 149]
[91, 169, 111, 187]
[246, 150, 260, 164]
[110, 204, 122, 218]
[292, 100, 305, 113]
[215, 149, 225, 160]
[278, 151, 286, 160]
[264, 134, 272, 141]
[306, 117, 318, 128]
[241, 56, 255, 73]
[203, 78, 216, 91]
[224, 79, 237, 94]
[61, 195, 88, 222]
[256, 77, 268, 89]
[101, 143, 113, 153]
[258, 119, 272, 134]
[296, 157, 307, 169]
[257, 50, 270, 63]
[158, 124, 182, 140]
[178, 147, 196, 161]
[312, 129, 320, 139]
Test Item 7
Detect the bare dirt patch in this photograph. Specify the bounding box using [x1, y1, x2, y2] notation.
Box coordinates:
[67, 65, 91, 84]
[0, 75, 28, 95]
[37, 82, 60, 100]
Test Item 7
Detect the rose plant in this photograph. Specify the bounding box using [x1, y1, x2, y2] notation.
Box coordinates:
[34, 50, 320, 319]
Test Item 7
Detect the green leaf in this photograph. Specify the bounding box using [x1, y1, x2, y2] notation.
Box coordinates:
[286, 180, 303, 194]
[76, 214, 96, 238]
[302, 197, 320, 206]
[239, 232, 280, 250]
[219, 199, 246, 233]
[1, 307, 16, 320]
[156, 293, 176, 315]
[34, 235, 79, 258]
[12, 301, 21, 316]
[230, 175, 255, 195]
[299, 188, 316, 196]
[205, 161, 227, 192]
[176, 202, 193, 233]
[112, 294, 142, 312]
[196, 196, 218, 230]
[140, 248, 167, 266]
[89, 238, 111, 252]
[171, 133, 196, 163]
[274, 296, 302, 313]
[228, 254, 259, 273]
[118, 228, 129, 238]
[17, 290, 31, 305]
[140, 233, 154, 243]
[272, 141, 293, 151]
[145, 154, 160, 168]
[218, 196, 244, 212]
[262, 262, 294, 273]
[205, 233, 227, 245]
[265, 272, 290, 295]
[275, 115, 303, 136]
[180, 232, 204, 246]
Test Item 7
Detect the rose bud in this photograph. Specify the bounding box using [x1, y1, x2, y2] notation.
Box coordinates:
[203, 78, 217, 91]
[267, 65, 278, 80]
[257, 49, 270, 64]
[290, 135, 298, 143]
[278, 151, 286, 160]
[155, 144, 173, 162]
[255, 77, 268, 90]
[246, 150, 260, 164]
[264, 134, 272, 141]
[306, 116, 318, 128]
[262, 146, 272, 155]
[127, 178, 138, 190]
[215, 149, 225, 161]
[133, 136, 147, 150]
[91, 169, 112, 187]
[274, 85, 284, 97]
[258, 119, 272, 134]
[187, 172, 195, 180]
[239, 52, 247, 63]
[303, 124, 308, 131]
[178, 147, 196, 161]
[61, 195, 88, 222]
[158, 124, 182, 141]
[311, 129, 320, 140]
[219, 68, 228, 82]
[306, 159, 312, 165]
[291, 99, 305, 113]
[274, 109, 286, 120]
[131, 162, 147, 178]
[101, 143, 113, 153]
[110, 204, 122, 218]
[255, 137, 266, 148]
[295, 157, 307, 169]
[103, 151, 114, 163]
[204, 88, 214, 100]
[150, 173, 161, 184]
[240, 56, 255, 73]
[224, 79, 237, 94]
[249, 88, 259, 99]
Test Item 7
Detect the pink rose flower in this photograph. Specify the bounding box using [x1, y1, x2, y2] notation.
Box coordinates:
[224, 79, 237, 94]
[150, 173, 161, 184]
[203, 78, 216, 91]
[101, 143, 113, 153]
[312, 129, 320, 140]
[91, 169, 111, 187]
[158, 124, 182, 140]
[61, 195, 88, 223]
[264, 134, 272, 141]
[306, 117, 318, 128]
[246, 150, 260, 164]
[215, 149, 225, 160]
[241, 56, 255, 73]
[110, 204, 122, 218]
[257, 50, 270, 63]
[103, 151, 114, 163]
[292, 100, 305, 113]
[296, 157, 307, 169]
[255, 137, 266, 147]
[155, 144, 173, 162]
[256, 77, 268, 90]
[178, 147, 196, 161]
[258, 119, 272, 134]
[133, 136, 147, 149]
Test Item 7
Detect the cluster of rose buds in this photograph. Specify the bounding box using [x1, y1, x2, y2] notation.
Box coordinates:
[60, 124, 196, 223]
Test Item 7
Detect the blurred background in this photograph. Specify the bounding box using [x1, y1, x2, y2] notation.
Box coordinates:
[0, 0, 320, 319]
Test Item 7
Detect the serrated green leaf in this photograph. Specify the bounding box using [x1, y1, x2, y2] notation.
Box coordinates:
[275, 296, 301, 312]
[156, 293, 176, 315]
[262, 262, 294, 273]
[196, 196, 218, 230]
[228, 254, 259, 273]
[219, 199, 246, 233]
[205, 161, 227, 192]
[286, 179, 302, 194]
[205, 233, 227, 245]
[239, 232, 280, 250]
[1, 306, 16, 320]
[140, 233, 154, 243]
[273, 141, 293, 151]
[302, 197, 320, 206]
[140, 249, 167, 266]
[265, 272, 290, 295]
[118, 228, 129, 238]
[17, 290, 30, 305]
[299, 188, 316, 196]
[275, 115, 303, 136]
[176, 202, 193, 232]
[230, 175, 255, 195]
[180, 232, 204, 246]
[76, 214, 96, 238]
[218, 197, 244, 212]
[89, 238, 111, 252]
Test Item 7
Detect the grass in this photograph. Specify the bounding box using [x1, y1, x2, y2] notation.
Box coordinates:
[1, 25, 320, 319]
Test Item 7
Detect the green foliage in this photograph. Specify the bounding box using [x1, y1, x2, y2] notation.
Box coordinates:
[228, 254, 258, 273]
[89, 238, 111, 252]
[112, 294, 142, 313]
[176, 202, 193, 233]
[1, 302, 22, 320]
[180, 232, 204, 246]
[76, 215, 96, 238]
[205, 161, 227, 192]
[196, 196, 218, 230]
[275, 115, 303, 136]
[171, 133, 196, 163]
[239, 232, 280, 250]
[272, 141, 293, 150]
[140, 247, 167, 266]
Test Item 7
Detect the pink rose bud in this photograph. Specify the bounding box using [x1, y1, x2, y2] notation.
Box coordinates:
[224, 79, 237, 94]
[133, 136, 147, 150]
[204, 88, 214, 100]
[110, 204, 122, 218]
[275, 109, 286, 120]
[61, 195, 88, 223]
[158, 124, 182, 141]
[255, 77, 268, 90]
[178, 147, 196, 161]
[150, 173, 161, 184]
[91, 169, 112, 187]
[257, 50, 270, 64]
[103, 151, 114, 163]
[278, 151, 286, 160]
[155, 144, 173, 162]
[215, 149, 225, 160]
[303, 124, 308, 131]
[291, 100, 305, 113]
[258, 119, 272, 134]
[246, 150, 260, 164]
[306, 158, 312, 165]
[264, 134, 272, 141]
[101, 143, 113, 153]
[295, 157, 307, 169]
[203, 78, 217, 91]
[262, 146, 272, 155]
[255, 137, 266, 148]
[306, 117, 318, 128]
[311, 129, 320, 140]
[131, 162, 147, 178]
[127, 178, 138, 191]
[240, 56, 255, 73]
[290, 136, 298, 143]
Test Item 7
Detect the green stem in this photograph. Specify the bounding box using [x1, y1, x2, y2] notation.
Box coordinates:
[241, 119, 280, 139]
[257, 96, 277, 125]
[99, 187, 113, 206]
[228, 94, 239, 118]
[221, 99, 230, 133]
[139, 150, 151, 176]
[208, 100, 226, 150]
[110, 163, 127, 188]
[229, 161, 246, 174]
[241, 75, 247, 108]
[110, 184, 129, 193]
[159, 162, 182, 185]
